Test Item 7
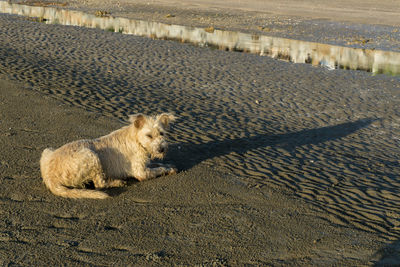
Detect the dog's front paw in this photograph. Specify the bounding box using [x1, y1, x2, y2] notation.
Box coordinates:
[118, 180, 128, 187]
[159, 165, 177, 175]
[108, 179, 127, 187]
[166, 166, 178, 175]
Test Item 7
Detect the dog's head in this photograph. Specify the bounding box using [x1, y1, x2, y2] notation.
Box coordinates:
[129, 113, 176, 159]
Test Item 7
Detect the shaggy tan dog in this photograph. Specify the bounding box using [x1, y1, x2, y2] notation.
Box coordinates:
[40, 113, 177, 199]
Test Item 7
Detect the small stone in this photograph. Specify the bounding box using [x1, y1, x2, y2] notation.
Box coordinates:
[205, 26, 215, 33]
[95, 10, 110, 17]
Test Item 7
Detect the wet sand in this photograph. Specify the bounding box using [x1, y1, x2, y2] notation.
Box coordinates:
[1, 1, 400, 265]
[57, 0, 400, 52]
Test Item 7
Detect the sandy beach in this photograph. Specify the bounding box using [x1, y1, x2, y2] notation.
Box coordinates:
[1, 0, 400, 265]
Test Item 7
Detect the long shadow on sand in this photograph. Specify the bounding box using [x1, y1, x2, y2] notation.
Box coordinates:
[375, 239, 400, 266]
[168, 118, 377, 171]
[107, 118, 376, 196]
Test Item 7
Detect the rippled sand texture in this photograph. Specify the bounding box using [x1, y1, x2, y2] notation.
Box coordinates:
[1, 10, 400, 243]
[1, 1, 400, 75]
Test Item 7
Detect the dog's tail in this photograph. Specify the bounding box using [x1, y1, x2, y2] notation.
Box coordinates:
[40, 148, 109, 199]
[46, 184, 109, 199]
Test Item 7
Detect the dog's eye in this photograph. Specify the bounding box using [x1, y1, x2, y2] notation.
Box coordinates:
[160, 132, 164, 136]
[146, 134, 153, 139]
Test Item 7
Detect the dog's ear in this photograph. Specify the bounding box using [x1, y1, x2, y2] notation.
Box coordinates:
[129, 113, 146, 129]
[157, 113, 176, 128]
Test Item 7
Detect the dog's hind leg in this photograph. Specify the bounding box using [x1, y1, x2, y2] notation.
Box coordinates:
[64, 148, 125, 189]
[88, 156, 126, 189]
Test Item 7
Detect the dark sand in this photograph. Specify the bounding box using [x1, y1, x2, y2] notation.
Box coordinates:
[1, 1, 400, 265]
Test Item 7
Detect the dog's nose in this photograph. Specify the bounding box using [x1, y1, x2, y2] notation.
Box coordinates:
[159, 147, 165, 153]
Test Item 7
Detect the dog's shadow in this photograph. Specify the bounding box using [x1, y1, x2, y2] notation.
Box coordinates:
[167, 118, 378, 172]
[98, 118, 377, 197]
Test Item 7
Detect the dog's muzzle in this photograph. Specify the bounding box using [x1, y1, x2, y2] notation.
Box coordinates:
[151, 142, 168, 159]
